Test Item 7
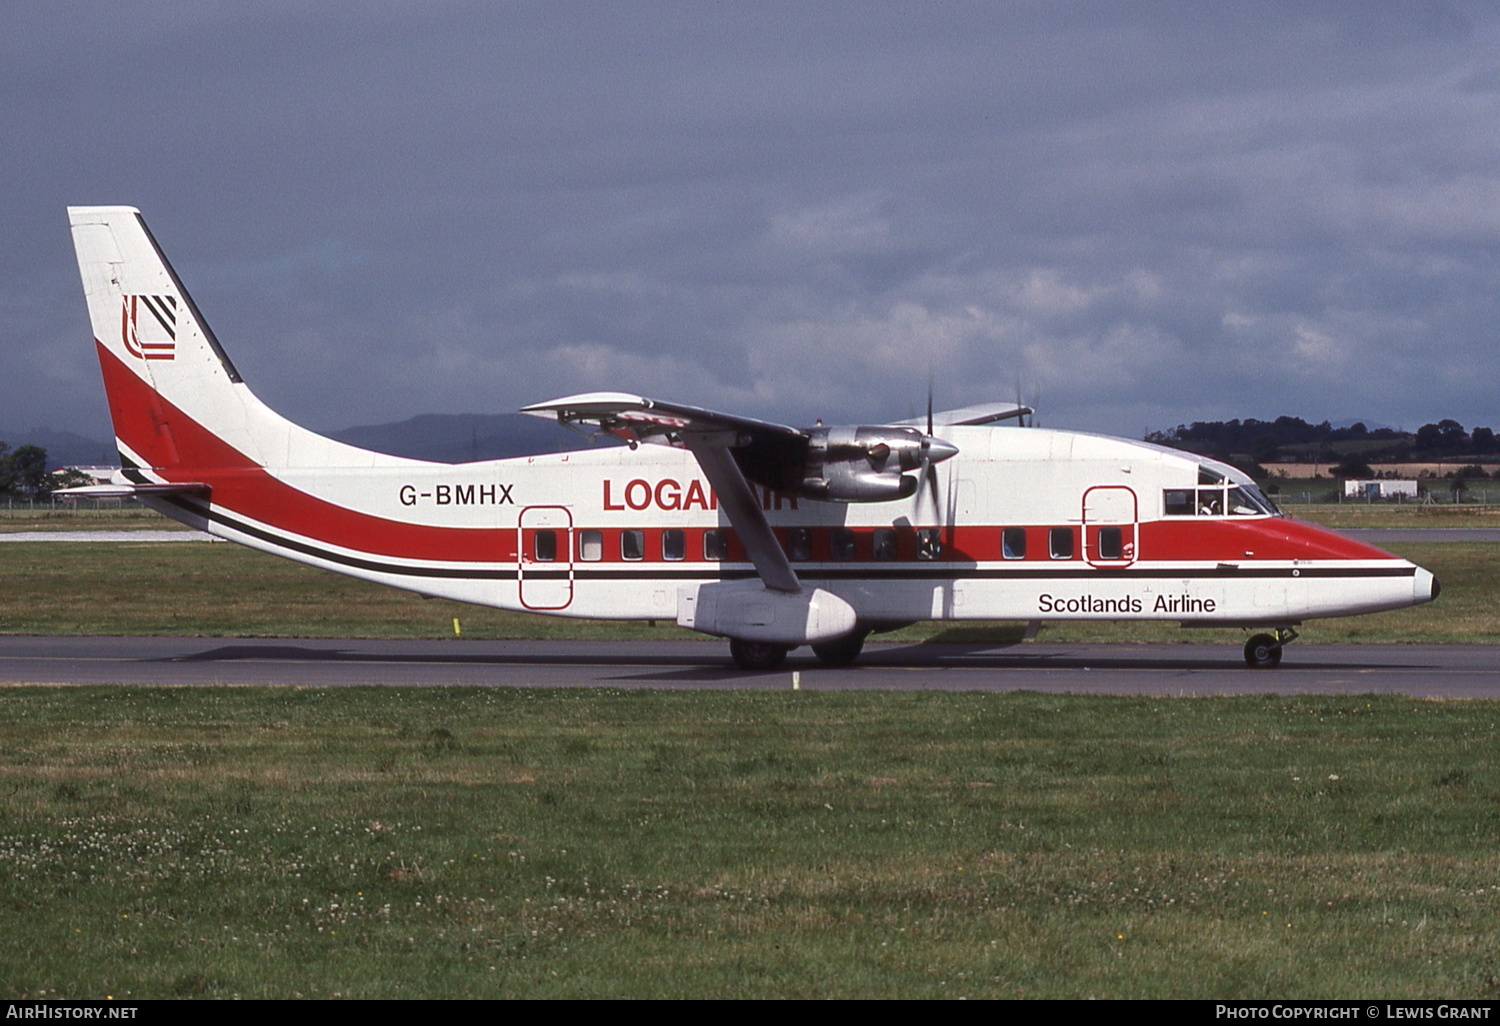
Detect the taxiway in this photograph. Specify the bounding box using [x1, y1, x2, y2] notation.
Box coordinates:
[2, 637, 1497, 696]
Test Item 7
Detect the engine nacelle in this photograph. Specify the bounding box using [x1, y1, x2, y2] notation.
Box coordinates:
[794, 426, 952, 502]
[677, 581, 858, 644]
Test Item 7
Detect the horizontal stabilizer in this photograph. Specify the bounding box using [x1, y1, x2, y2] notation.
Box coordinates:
[55, 482, 210, 500]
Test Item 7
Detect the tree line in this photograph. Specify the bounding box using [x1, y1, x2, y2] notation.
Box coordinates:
[1146, 416, 1497, 463]
[0, 441, 92, 500]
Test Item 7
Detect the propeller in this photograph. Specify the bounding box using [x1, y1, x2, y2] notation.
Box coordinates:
[1013, 377, 1034, 428]
[915, 377, 958, 513]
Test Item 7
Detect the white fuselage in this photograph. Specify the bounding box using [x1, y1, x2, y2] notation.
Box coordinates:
[148, 424, 1431, 630]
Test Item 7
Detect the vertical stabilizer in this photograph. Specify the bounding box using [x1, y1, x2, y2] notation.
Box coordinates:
[67, 207, 390, 475]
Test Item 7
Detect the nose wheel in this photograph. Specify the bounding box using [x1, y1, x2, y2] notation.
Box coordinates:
[1244, 627, 1298, 669]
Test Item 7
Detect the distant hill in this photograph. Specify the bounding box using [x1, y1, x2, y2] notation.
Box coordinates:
[4, 412, 615, 470]
[0, 427, 119, 469]
[329, 413, 618, 463]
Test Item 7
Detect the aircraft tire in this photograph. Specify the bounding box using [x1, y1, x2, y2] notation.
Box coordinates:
[729, 639, 790, 672]
[811, 631, 866, 667]
[1244, 634, 1283, 669]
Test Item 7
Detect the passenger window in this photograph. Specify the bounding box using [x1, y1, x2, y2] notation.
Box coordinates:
[916, 528, 942, 560]
[1049, 527, 1074, 559]
[621, 530, 644, 561]
[1002, 527, 1027, 559]
[787, 528, 811, 561]
[830, 528, 855, 560]
[1163, 489, 1193, 516]
[1098, 526, 1122, 560]
[662, 529, 685, 561]
[533, 530, 557, 562]
[703, 529, 726, 560]
[873, 528, 897, 560]
[578, 529, 602, 561]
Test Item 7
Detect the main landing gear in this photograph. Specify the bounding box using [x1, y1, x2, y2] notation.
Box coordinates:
[729, 639, 790, 672]
[728, 630, 869, 671]
[810, 630, 867, 667]
[1244, 627, 1299, 669]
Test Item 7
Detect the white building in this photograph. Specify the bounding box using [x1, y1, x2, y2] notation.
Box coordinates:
[1343, 479, 1420, 500]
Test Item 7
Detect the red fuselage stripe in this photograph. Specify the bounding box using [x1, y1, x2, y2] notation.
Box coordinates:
[98, 341, 1401, 567]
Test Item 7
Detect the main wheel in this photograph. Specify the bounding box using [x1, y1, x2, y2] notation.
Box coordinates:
[1244, 634, 1283, 669]
[729, 638, 790, 671]
[811, 631, 866, 667]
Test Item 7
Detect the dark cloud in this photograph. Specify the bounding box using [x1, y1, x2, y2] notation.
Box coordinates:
[5, 0, 1500, 443]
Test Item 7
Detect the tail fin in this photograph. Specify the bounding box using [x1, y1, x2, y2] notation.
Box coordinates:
[67, 207, 385, 476]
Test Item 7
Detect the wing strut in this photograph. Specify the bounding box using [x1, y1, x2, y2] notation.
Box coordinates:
[685, 439, 800, 593]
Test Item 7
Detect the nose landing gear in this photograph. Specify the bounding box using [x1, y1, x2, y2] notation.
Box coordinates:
[1244, 627, 1299, 669]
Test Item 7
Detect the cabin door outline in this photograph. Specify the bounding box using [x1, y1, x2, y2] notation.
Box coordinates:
[1081, 485, 1138, 567]
[518, 505, 574, 610]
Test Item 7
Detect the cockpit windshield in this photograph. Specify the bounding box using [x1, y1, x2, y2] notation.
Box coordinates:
[1228, 484, 1280, 516]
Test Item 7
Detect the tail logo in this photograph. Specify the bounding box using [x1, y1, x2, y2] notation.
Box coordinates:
[121, 294, 177, 361]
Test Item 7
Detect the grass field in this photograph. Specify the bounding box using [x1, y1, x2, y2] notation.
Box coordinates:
[1281, 503, 1500, 529]
[0, 507, 191, 533]
[1, 687, 1498, 999]
[0, 540, 1493, 644]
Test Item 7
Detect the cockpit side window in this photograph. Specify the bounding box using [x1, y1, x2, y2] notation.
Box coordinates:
[1163, 489, 1194, 516]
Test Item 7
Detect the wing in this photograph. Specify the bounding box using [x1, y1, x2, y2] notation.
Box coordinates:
[893, 401, 1032, 428]
[521, 391, 803, 448]
[521, 393, 805, 593]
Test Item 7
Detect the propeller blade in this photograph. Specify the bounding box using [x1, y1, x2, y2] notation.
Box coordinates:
[926, 372, 934, 436]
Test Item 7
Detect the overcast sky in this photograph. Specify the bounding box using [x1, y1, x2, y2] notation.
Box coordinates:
[4, 1, 1499, 444]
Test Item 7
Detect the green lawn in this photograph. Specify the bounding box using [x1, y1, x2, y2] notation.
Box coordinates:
[1, 687, 1497, 999]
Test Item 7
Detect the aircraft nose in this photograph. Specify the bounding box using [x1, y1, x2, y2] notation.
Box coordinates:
[923, 437, 959, 464]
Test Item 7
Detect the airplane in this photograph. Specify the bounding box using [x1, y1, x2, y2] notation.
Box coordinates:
[62, 206, 1440, 671]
